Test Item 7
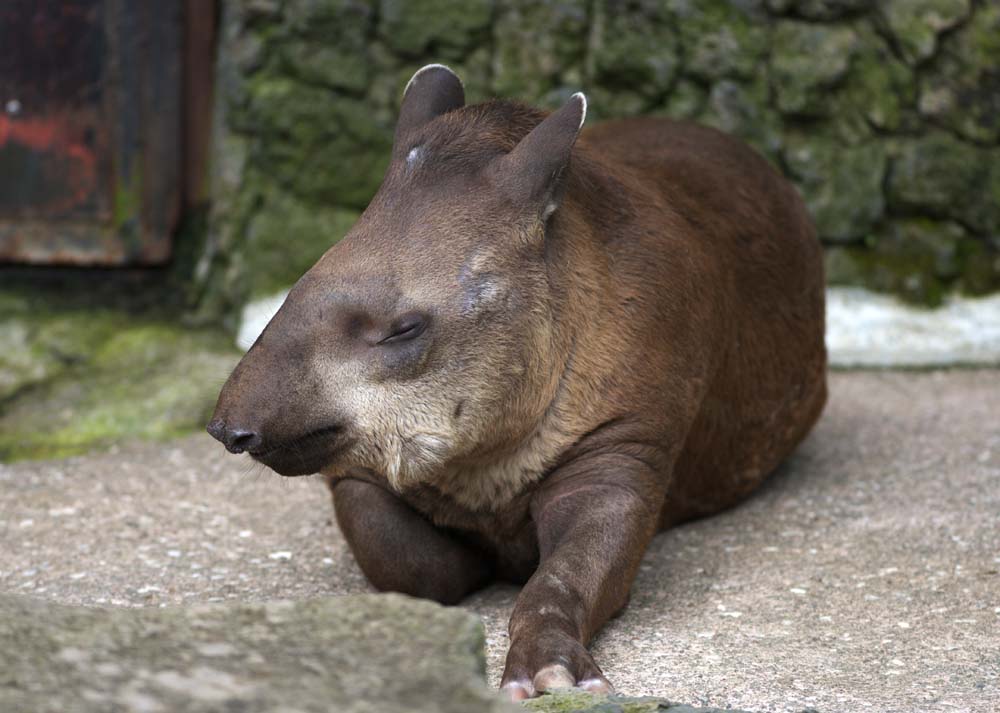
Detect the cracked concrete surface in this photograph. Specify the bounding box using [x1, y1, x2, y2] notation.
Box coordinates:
[1, 370, 998, 712]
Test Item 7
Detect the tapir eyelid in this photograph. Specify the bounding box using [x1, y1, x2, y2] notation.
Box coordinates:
[377, 315, 427, 345]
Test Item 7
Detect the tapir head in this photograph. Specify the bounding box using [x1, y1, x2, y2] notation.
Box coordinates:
[208, 65, 587, 487]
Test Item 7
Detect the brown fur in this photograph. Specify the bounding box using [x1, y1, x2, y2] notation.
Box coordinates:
[209, 66, 826, 699]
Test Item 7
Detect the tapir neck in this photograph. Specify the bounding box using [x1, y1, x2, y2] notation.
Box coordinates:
[544, 149, 632, 372]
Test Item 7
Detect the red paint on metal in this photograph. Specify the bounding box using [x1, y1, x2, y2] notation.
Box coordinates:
[0, 114, 97, 214]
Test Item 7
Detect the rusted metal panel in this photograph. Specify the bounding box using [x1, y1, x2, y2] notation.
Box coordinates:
[0, 0, 183, 266]
[183, 0, 218, 210]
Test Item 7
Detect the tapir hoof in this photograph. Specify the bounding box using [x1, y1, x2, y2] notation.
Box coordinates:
[500, 635, 614, 700]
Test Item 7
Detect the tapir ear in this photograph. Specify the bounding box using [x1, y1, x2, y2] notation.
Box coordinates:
[394, 64, 465, 148]
[497, 92, 587, 220]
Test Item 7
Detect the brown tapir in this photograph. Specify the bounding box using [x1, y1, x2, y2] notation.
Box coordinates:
[208, 64, 827, 700]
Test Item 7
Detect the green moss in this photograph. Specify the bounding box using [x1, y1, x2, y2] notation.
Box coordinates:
[378, 0, 494, 58]
[699, 77, 783, 160]
[278, 43, 371, 93]
[836, 26, 917, 132]
[0, 310, 126, 402]
[242, 77, 392, 208]
[492, 0, 588, 101]
[242, 190, 360, 298]
[918, 3, 1000, 143]
[784, 134, 886, 242]
[766, 0, 870, 20]
[113, 172, 141, 232]
[956, 239, 1000, 296]
[824, 244, 947, 307]
[284, 0, 375, 38]
[887, 132, 1000, 233]
[878, 218, 968, 278]
[113, 160, 143, 254]
[0, 311, 239, 462]
[279, 0, 374, 92]
[523, 690, 750, 712]
[192, 0, 1000, 322]
[880, 0, 970, 65]
[771, 21, 859, 115]
[673, 0, 770, 81]
[821, 218, 999, 307]
[586, 86, 650, 121]
[656, 79, 708, 120]
[593, 3, 678, 97]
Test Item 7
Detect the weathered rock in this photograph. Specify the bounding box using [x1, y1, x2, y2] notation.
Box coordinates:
[193, 0, 1000, 315]
[0, 593, 514, 713]
[279, 0, 375, 93]
[771, 21, 859, 115]
[826, 287, 1000, 365]
[784, 135, 886, 242]
[0, 592, 761, 713]
[0, 309, 240, 462]
[917, 3, 1000, 143]
[673, 0, 769, 81]
[887, 132, 1000, 234]
[700, 78, 782, 159]
[0, 294, 114, 402]
[765, 0, 869, 20]
[656, 78, 708, 121]
[242, 190, 358, 298]
[592, 1, 679, 98]
[379, 0, 494, 58]
[958, 240, 1000, 296]
[835, 25, 917, 132]
[823, 218, 986, 305]
[492, 0, 588, 102]
[242, 77, 392, 208]
[879, 0, 970, 65]
[586, 85, 650, 121]
[878, 219, 970, 277]
[834, 246, 953, 305]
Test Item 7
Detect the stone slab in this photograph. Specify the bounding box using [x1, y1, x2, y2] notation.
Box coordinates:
[826, 287, 1000, 367]
[0, 592, 513, 713]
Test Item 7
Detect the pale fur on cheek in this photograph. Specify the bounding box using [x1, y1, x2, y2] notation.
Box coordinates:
[343, 381, 457, 491]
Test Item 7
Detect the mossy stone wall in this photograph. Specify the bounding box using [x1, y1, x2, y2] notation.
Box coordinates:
[196, 0, 1000, 317]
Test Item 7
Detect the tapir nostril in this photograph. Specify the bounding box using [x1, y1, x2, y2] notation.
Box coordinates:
[206, 418, 227, 443]
[225, 429, 262, 455]
[207, 420, 262, 454]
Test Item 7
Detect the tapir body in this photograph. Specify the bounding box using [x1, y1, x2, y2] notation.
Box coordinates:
[209, 65, 827, 699]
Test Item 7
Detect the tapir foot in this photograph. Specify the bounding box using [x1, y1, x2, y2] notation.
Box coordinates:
[499, 633, 613, 701]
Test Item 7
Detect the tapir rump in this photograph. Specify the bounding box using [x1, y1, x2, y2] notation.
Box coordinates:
[209, 64, 827, 700]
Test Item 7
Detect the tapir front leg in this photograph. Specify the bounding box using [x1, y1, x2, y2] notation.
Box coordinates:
[500, 453, 665, 700]
[331, 478, 493, 605]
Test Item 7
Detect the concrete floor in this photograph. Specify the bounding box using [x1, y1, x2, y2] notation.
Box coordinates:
[1, 370, 997, 713]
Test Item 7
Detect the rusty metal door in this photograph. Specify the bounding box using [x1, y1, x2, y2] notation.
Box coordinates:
[0, 0, 182, 265]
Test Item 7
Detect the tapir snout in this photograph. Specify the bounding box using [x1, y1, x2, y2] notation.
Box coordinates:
[208, 265, 442, 478]
[208, 371, 352, 476]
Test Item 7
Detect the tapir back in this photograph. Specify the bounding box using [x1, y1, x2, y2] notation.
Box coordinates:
[575, 117, 827, 524]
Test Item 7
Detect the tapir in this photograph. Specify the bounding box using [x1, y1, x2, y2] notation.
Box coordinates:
[208, 64, 827, 700]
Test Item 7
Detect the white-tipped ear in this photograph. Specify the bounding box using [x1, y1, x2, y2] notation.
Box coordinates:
[571, 92, 587, 129]
[403, 63, 464, 98]
[496, 92, 587, 217]
[394, 64, 465, 150]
